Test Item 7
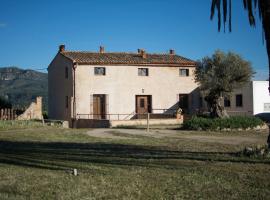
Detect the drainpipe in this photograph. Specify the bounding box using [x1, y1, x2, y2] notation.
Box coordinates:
[73, 63, 77, 125]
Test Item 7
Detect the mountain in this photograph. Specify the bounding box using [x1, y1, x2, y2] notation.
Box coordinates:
[0, 67, 48, 111]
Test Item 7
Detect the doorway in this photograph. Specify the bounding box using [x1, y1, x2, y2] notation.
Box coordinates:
[179, 94, 189, 113]
[93, 94, 106, 119]
[136, 95, 152, 118]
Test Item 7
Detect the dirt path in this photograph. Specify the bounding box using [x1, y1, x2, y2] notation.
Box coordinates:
[86, 128, 267, 145]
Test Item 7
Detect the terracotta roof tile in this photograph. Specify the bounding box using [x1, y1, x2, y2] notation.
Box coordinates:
[61, 51, 196, 66]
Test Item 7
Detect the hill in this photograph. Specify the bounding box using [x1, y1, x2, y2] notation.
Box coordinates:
[0, 67, 48, 111]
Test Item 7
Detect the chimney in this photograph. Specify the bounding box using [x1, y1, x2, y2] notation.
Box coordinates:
[100, 46, 105, 53]
[59, 44, 65, 52]
[169, 49, 175, 55]
[141, 50, 147, 59]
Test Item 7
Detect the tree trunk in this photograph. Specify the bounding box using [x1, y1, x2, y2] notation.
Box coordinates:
[211, 97, 229, 118]
[208, 96, 229, 118]
[263, 0, 270, 148]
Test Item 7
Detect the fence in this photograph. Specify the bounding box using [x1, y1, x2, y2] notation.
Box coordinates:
[77, 109, 180, 121]
[0, 108, 18, 120]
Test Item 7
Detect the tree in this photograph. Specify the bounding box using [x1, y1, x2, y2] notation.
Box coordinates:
[210, 0, 270, 91]
[0, 96, 12, 109]
[195, 50, 254, 118]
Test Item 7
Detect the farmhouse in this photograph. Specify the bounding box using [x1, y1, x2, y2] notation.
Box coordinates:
[217, 81, 270, 118]
[48, 45, 200, 127]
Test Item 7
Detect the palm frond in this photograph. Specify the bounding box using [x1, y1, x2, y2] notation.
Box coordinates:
[210, 0, 218, 20]
[210, 0, 232, 32]
[244, 0, 256, 26]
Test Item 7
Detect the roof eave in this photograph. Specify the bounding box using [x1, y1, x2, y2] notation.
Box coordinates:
[75, 62, 196, 67]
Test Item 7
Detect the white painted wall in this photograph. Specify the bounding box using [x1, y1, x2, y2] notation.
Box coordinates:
[75, 65, 199, 120]
[252, 81, 270, 115]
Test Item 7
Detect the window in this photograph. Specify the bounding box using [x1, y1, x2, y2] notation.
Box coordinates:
[65, 96, 68, 108]
[180, 69, 189, 77]
[224, 97, 231, 107]
[236, 94, 243, 107]
[138, 68, 149, 76]
[65, 67, 68, 79]
[94, 67, 106, 75]
[264, 103, 270, 112]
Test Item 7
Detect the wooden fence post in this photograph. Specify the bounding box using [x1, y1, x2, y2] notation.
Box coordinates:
[147, 113, 150, 133]
[8, 109, 10, 120]
[4, 109, 7, 120]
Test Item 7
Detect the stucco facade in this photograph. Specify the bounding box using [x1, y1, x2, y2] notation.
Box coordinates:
[75, 65, 199, 120]
[48, 46, 199, 125]
[221, 82, 253, 116]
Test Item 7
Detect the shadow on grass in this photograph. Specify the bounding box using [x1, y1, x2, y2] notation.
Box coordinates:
[0, 140, 269, 171]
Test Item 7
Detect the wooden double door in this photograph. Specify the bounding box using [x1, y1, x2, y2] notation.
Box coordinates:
[93, 94, 106, 119]
[136, 95, 152, 118]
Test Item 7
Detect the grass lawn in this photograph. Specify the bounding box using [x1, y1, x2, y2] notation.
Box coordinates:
[0, 124, 270, 199]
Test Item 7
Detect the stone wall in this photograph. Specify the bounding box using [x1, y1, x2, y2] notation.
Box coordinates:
[73, 119, 110, 128]
[17, 97, 43, 120]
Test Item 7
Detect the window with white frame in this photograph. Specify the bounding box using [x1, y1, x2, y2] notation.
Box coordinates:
[138, 68, 149, 76]
[179, 69, 189, 77]
[94, 67, 106, 75]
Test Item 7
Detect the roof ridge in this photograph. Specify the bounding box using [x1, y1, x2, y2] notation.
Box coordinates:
[63, 51, 184, 56]
[60, 50, 196, 65]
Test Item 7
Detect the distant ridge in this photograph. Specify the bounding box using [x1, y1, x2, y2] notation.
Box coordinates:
[0, 66, 48, 111]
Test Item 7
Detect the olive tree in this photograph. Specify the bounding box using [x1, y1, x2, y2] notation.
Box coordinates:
[195, 50, 254, 118]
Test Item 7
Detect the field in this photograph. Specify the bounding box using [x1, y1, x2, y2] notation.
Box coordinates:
[0, 123, 270, 199]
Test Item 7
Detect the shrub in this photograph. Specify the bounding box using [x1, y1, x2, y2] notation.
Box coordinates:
[182, 116, 264, 131]
[43, 111, 48, 119]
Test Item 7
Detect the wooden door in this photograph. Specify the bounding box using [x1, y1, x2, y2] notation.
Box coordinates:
[136, 96, 151, 118]
[93, 94, 106, 119]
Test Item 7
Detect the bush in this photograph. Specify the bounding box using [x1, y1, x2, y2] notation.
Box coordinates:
[182, 116, 264, 131]
[43, 111, 48, 119]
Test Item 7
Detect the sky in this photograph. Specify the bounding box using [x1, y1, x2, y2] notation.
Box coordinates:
[0, 0, 268, 80]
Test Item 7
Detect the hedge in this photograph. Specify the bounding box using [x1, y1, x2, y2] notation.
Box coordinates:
[182, 116, 264, 131]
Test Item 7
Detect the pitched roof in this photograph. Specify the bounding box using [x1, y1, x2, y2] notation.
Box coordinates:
[60, 51, 196, 66]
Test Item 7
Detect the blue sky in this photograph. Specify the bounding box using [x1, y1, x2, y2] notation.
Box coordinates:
[0, 0, 268, 79]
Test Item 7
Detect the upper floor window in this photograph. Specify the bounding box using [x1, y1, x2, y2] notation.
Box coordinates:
[180, 69, 189, 77]
[138, 68, 149, 76]
[94, 67, 106, 75]
[65, 67, 68, 79]
[236, 94, 243, 107]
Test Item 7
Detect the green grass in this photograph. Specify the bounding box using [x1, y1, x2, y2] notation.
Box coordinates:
[0, 125, 270, 199]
